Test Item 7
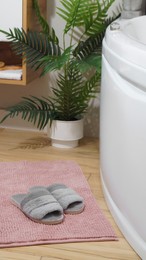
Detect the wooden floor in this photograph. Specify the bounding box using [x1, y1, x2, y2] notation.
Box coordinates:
[0, 128, 140, 260]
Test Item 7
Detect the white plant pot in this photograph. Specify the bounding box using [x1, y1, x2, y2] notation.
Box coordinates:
[47, 118, 84, 148]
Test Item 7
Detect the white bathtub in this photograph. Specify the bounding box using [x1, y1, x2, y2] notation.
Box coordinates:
[100, 16, 146, 259]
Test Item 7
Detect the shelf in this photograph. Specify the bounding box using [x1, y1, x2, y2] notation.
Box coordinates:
[0, 0, 46, 86]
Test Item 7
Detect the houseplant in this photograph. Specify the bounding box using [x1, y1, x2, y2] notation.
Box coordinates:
[0, 0, 119, 148]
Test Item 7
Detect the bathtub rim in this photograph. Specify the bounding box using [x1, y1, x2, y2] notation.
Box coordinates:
[105, 16, 146, 70]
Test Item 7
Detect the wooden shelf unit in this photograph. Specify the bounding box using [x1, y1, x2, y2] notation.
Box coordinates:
[0, 0, 46, 86]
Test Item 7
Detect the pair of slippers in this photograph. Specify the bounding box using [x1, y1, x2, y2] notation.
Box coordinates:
[11, 184, 85, 225]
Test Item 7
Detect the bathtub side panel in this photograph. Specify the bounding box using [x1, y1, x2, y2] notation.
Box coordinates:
[100, 55, 146, 244]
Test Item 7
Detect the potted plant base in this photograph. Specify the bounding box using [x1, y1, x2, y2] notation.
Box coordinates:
[48, 118, 84, 148]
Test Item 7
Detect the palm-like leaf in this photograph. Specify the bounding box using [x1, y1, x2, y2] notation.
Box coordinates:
[73, 31, 104, 59]
[73, 54, 101, 74]
[72, 15, 120, 67]
[0, 63, 100, 126]
[78, 70, 101, 99]
[39, 46, 72, 76]
[0, 28, 62, 75]
[0, 96, 57, 130]
[52, 67, 84, 120]
[33, 0, 59, 44]
[83, 0, 115, 36]
[57, 0, 98, 33]
[51, 64, 100, 120]
[57, 0, 115, 35]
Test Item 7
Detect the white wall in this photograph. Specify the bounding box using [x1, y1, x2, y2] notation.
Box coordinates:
[0, 0, 123, 137]
[0, 0, 22, 41]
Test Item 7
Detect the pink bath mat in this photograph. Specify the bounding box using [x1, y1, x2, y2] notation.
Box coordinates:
[0, 160, 117, 247]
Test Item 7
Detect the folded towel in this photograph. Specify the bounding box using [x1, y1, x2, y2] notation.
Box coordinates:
[0, 69, 22, 80]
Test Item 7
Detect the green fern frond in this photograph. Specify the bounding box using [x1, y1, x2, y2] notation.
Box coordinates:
[73, 11, 120, 60]
[50, 64, 100, 120]
[39, 46, 72, 76]
[78, 70, 101, 101]
[0, 67, 100, 125]
[0, 97, 57, 130]
[57, 0, 98, 33]
[0, 28, 61, 73]
[83, 0, 115, 36]
[73, 54, 101, 73]
[73, 31, 104, 60]
[33, 0, 59, 44]
[50, 65, 83, 120]
[33, 0, 50, 35]
[57, 0, 116, 35]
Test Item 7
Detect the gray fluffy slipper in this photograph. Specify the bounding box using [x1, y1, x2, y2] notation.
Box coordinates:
[11, 189, 64, 224]
[30, 184, 85, 214]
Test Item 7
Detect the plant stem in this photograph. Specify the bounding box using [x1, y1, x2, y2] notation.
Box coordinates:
[69, 28, 74, 47]
[63, 32, 67, 78]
